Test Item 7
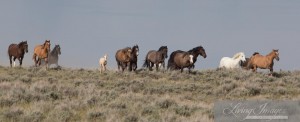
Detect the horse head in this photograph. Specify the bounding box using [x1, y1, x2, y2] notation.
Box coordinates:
[43, 40, 51, 52]
[19, 40, 28, 53]
[273, 49, 280, 61]
[132, 45, 139, 56]
[234, 52, 246, 62]
[55, 45, 61, 55]
[104, 54, 108, 60]
[198, 46, 207, 58]
[159, 46, 168, 58]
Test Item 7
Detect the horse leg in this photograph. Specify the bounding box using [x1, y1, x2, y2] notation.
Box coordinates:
[252, 65, 257, 72]
[18, 57, 23, 67]
[181, 68, 184, 73]
[45, 58, 49, 69]
[13, 57, 17, 67]
[155, 63, 159, 71]
[9, 56, 13, 67]
[33, 54, 37, 67]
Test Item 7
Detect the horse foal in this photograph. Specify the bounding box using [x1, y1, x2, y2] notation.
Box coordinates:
[99, 54, 108, 73]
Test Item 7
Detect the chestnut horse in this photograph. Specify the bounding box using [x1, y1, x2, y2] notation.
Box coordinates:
[33, 40, 51, 69]
[8, 41, 28, 67]
[247, 49, 279, 73]
[129, 45, 139, 71]
[143, 46, 168, 71]
[115, 47, 132, 71]
[168, 51, 194, 73]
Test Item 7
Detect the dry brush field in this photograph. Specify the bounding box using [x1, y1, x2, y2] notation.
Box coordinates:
[0, 66, 300, 122]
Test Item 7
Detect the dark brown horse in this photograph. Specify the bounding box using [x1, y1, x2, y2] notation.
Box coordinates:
[168, 50, 194, 73]
[8, 41, 28, 67]
[247, 49, 279, 73]
[143, 46, 168, 71]
[167, 46, 206, 70]
[129, 45, 139, 71]
[33, 40, 51, 69]
[115, 47, 132, 71]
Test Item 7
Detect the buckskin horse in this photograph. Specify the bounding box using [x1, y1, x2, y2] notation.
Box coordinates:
[167, 50, 194, 73]
[167, 46, 206, 70]
[115, 47, 132, 71]
[8, 41, 28, 67]
[33, 40, 51, 69]
[247, 49, 279, 73]
[143, 46, 168, 71]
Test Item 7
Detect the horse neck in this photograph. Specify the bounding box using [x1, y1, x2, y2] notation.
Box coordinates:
[266, 52, 276, 60]
[50, 49, 58, 56]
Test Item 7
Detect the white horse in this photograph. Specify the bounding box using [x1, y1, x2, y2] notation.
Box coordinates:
[219, 52, 246, 69]
[99, 54, 108, 73]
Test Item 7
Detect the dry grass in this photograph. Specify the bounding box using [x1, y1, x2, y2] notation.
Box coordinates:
[0, 66, 300, 122]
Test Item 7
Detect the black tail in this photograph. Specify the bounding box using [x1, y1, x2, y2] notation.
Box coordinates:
[143, 56, 149, 67]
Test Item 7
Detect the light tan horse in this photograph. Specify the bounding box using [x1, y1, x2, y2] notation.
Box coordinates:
[247, 49, 279, 73]
[99, 54, 108, 73]
[33, 40, 51, 69]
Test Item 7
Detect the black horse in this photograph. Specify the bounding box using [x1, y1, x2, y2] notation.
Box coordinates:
[8, 41, 28, 67]
[129, 45, 139, 71]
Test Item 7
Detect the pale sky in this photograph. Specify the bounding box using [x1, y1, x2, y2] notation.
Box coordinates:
[1, 0, 299, 70]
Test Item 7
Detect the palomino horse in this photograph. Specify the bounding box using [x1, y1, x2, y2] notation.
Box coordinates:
[33, 40, 51, 69]
[143, 46, 168, 71]
[115, 47, 132, 71]
[219, 52, 246, 69]
[48, 44, 61, 68]
[167, 46, 206, 70]
[247, 49, 279, 73]
[129, 45, 139, 71]
[8, 41, 28, 67]
[99, 54, 108, 73]
[167, 50, 194, 73]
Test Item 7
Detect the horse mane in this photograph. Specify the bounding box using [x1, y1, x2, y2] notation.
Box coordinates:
[233, 52, 244, 59]
[158, 46, 167, 51]
[188, 46, 203, 53]
[252, 52, 259, 56]
[18, 41, 27, 47]
[50, 45, 59, 55]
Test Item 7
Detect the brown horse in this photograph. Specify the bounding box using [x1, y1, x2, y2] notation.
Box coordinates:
[8, 41, 28, 67]
[33, 40, 51, 69]
[247, 49, 279, 73]
[168, 51, 194, 73]
[115, 47, 132, 71]
[167, 46, 206, 70]
[143, 46, 168, 71]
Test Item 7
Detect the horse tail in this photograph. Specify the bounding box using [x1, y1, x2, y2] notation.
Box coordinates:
[167, 51, 178, 70]
[142, 55, 149, 67]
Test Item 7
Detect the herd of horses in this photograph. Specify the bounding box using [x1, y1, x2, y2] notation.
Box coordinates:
[7, 40, 61, 69]
[6, 40, 280, 74]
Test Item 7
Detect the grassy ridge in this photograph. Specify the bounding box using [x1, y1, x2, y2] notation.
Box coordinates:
[0, 66, 299, 122]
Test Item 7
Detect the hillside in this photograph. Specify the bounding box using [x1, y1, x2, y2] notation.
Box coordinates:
[0, 66, 299, 122]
